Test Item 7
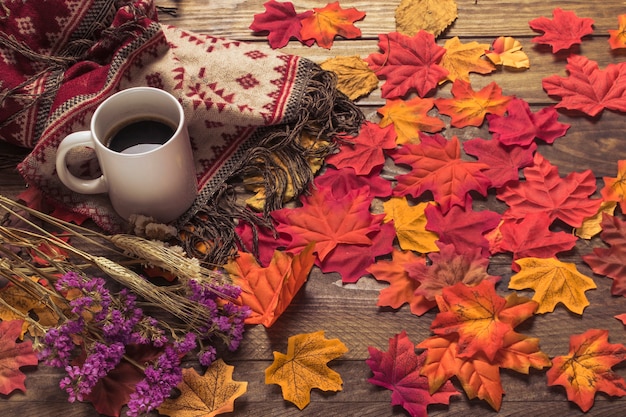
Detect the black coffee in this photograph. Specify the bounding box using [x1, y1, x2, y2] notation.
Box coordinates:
[105, 118, 175, 152]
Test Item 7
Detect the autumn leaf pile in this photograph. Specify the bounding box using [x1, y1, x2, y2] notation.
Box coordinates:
[4, 1, 626, 417]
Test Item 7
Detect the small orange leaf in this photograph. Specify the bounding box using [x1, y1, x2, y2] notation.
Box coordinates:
[265, 330, 348, 409]
[225, 243, 316, 327]
[299, 2, 365, 49]
[158, 360, 247, 417]
[378, 97, 445, 145]
[547, 329, 626, 412]
[510, 257, 597, 315]
[609, 14, 626, 50]
[440, 37, 495, 83]
[435, 79, 512, 127]
[602, 159, 626, 213]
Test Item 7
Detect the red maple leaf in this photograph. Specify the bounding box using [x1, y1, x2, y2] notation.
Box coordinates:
[391, 134, 491, 214]
[249, 0, 314, 48]
[407, 243, 501, 303]
[236, 215, 292, 267]
[366, 331, 460, 417]
[487, 98, 570, 146]
[542, 55, 626, 117]
[367, 249, 437, 316]
[274, 186, 393, 282]
[299, 1, 365, 49]
[314, 166, 392, 199]
[84, 344, 162, 417]
[499, 213, 578, 268]
[430, 281, 538, 362]
[583, 213, 626, 296]
[497, 152, 601, 228]
[325, 121, 397, 175]
[435, 79, 512, 128]
[463, 137, 536, 188]
[424, 201, 501, 258]
[365, 30, 448, 98]
[0, 320, 38, 395]
[529, 8, 594, 53]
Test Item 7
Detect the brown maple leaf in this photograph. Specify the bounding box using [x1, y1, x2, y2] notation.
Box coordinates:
[158, 360, 247, 417]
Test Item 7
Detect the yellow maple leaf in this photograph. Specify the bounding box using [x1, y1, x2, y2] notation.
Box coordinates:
[378, 97, 445, 144]
[485, 36, 530, 69]
[440, 37, 495, 83]
[158, 359, 247, 417]
[575, 201, 617, 239]
[244, 132, 327, 210]
[395, 0, 457, 37]
[319, 55, 379, 100]
[382, 197, 439, 253]
[510, 258, 597, 315]
[601, 159, 626, 212]
[265, 330, 348, 409]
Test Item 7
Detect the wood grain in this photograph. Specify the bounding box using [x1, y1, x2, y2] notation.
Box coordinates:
[3, 1, 626, 416]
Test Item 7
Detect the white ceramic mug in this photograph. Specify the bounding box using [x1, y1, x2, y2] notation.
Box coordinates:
[55, 87, 197, 223]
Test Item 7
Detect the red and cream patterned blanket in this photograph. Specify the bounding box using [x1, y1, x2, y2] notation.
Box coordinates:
[0, 0, 362, 262]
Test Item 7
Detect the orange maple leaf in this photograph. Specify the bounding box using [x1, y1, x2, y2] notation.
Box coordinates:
[377, 97, 445, 144]
[485, 36, 530, 69]
[367, 248, 436, 316]
[609, 14, 626, 50]
[430, 281, 538, 361]
[440, 37, 495, 83]
[299, 2, 365, 49]
[435, 79, 512, 127]
[158, 360, 247, 417]
[265, 330, 348, 409]
[225, 243, 315, 327]
[602, 159, 626, 212]
[547, 329, 626, 412]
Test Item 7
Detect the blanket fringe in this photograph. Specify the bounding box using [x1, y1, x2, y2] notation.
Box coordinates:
[175, 65, 364, 265]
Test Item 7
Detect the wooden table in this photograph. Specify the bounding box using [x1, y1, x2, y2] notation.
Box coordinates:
[3, 1, 626, 416]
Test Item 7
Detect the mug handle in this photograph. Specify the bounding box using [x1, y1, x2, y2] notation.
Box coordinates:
[55, 131, 108, 194]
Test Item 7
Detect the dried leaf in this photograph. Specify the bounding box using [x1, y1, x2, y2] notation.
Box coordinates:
[158, 360, 247, 417]
[395, 0, 457, 37]
[382, 197, 439, 253]
[485, 36, 530, 69]
[547, 329, 626, 412]
[225, 244, 315, 327]
[510, 257, 597, 315]
[265, 330, 348, 409]
[440, 37, 495, 83]
[299, 1, 365, 49]
[367, 331, 460, 417]
[319, 55, 378, 100]
[0, 320, 38, 395]
[377, 97, 445, 144]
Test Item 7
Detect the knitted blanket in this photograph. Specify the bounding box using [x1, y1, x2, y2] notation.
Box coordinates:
[0, 0, 363, 263]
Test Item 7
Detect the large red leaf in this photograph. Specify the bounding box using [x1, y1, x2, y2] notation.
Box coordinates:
[542, 54, 626, 117]
[366, 331, 460, 417]
[497, 152, 601, 227]
[463, 137, 536, 189]
[314, 166, 393, 199]
[391, 134, 491, 214]
[529, 8, 594, 53]
[424, 201, 501, 258]
[0, 320, 38, 395]
[325, 121, 397, 175]
[487, 98, 570, 146]
[249, 0, 313, 48]
[365, 30, 448, 98]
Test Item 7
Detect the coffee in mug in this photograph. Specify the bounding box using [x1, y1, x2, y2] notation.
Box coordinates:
[55, 87, 197, 223]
